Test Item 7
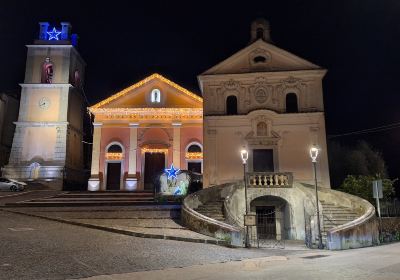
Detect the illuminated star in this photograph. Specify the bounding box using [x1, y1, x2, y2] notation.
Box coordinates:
[164, 164, 180, 180]
[47, 27, 61, 40]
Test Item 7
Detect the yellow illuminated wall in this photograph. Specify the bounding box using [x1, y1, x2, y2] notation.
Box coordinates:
[21, 127, 57, 162]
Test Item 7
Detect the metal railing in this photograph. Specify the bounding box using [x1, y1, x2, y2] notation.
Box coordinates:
[246, 172, 293, 188]
[380, 200, 400, 217]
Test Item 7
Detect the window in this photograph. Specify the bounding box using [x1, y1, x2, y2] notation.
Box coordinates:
[253, 149, 274, 172]
[188, 144, 202, 153]
[256, 27, 264, 40]
[108, 144, 122, 153]
[226, 95, 238, 115]
[286, 93, 298, 113]
[41, 57, 54, 84]
[257, 122, 268, 136]
[151, 89, 161, 103]
[253, 56, 267, 63]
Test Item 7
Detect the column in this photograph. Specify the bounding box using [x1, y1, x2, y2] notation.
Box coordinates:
[88, 122, 102, 191]
[172, 122, 181, 168]
[125, 123, 138, 191]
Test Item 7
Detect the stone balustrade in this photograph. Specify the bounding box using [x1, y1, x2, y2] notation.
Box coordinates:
[247, 172, 293, 188]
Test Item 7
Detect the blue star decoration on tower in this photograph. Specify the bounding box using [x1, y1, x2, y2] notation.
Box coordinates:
[164, 163, 180, 180]
[47, 27, 62, 40]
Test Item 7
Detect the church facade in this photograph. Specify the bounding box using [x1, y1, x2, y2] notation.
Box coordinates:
[88, 74, 203, 191]
[199, 19, 330, 189]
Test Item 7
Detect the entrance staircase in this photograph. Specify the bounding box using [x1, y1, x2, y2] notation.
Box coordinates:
[194, 200, 226, 222]
[319, 201, 360, 244]
[4, 191, 179, 207]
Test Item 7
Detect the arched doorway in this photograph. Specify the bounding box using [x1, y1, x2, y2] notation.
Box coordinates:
[185, 142, 203, 174]
[105, 143, 123, 190]
[250, 195, 291, 244]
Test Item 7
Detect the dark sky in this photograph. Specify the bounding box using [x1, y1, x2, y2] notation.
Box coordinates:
[1, 1, 400, 182]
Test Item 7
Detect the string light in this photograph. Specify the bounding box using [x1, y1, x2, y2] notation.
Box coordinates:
[90, 73, 203, 109]
[141, 148, 169, 154]
[185, 152, 203, 159]
[106, 152, 123, 160]
[89, 107, 203, 121]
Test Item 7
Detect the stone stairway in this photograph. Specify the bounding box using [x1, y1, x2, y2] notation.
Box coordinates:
[194, 200, 225, 222]
[318, 202, 360, 244]
[4, 191, 179, 207]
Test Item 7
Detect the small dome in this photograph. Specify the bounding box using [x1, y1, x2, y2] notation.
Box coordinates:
[250, 18, 271, 43]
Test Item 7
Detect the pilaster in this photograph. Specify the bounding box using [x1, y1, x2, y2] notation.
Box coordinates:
[172, 122, 181, 168]
[90, 122, 102, 175]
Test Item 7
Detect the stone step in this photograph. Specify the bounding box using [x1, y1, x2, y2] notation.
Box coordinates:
[196, 205, 222, 210]
[197, 211, 224, 215]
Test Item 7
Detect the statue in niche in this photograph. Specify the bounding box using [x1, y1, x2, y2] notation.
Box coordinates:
[41, 57, 54, 84]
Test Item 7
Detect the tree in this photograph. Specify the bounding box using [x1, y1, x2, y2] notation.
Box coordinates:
[328, 140, 388, 188]
[338, 175, 395, 204]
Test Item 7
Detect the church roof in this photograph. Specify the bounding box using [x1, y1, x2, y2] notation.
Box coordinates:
[200, 39, 322, 76]
[90, 73, 202, 109]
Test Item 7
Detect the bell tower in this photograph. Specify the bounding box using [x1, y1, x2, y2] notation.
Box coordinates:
[2, 22, 86, 189]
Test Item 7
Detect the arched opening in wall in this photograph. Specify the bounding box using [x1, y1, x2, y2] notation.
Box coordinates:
[257, 122, 268, 137]
[226, 95, 238, 115]
[186, 143, 202, 174]
[250, 195, 292, 244]
[41, 57, 54, 84]
[256, 27, 264, 40]
[105, 143, 123, 190]
[253, 56, 267, 64]
[29, 162, 41, 179]
[151, 88, 161, 103]
[74, 70, 81, 88]
[107, 144, 122, 153]
[286, 93, 298, 113]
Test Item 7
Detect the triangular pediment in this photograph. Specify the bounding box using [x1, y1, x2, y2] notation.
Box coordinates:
[91, 73, 202, 109]
[202, 39, 321, 75]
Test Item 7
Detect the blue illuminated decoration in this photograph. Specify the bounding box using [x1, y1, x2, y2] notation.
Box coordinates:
[164, 164, 180, 180]
[47, 27, 62, 40]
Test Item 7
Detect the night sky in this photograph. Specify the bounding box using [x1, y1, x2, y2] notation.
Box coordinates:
[1, 1, 400, 182]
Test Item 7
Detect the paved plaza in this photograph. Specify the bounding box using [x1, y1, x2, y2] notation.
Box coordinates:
[1, 191, 399, 280]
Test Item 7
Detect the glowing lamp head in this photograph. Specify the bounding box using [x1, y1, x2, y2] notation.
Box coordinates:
[240, 149, 249, 164]
[310, 147, 319, 163]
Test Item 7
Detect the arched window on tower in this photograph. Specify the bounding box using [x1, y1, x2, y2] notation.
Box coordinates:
[286, 93, 298, 113]
[41, 57, 54, 84]
[226, 95, 238, 115]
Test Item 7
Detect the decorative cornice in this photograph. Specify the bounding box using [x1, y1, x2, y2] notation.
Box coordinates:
[20, 83, 73, 88]
[14, 121, 69, 127]
[90, 107, 203, 121]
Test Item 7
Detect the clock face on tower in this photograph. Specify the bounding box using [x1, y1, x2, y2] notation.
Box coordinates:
[38, 97, 51, 109]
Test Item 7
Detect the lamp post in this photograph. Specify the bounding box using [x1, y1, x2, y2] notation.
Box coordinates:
[310, 146, 324, 249]
[241, 148, 249, 248]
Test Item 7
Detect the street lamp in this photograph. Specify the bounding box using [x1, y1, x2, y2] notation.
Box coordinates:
[241, 148, 250, 248]
[310, 146, 324, 249]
